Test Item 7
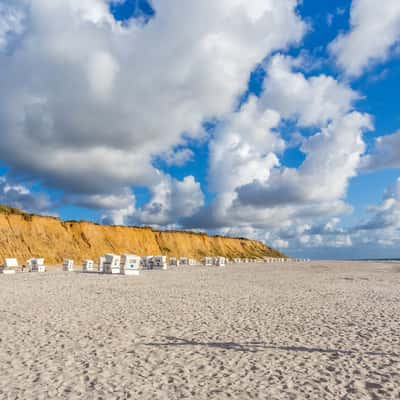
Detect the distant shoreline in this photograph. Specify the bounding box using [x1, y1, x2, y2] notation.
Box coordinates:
[320, 258, 400, 262]
[345, 258, 400, 261]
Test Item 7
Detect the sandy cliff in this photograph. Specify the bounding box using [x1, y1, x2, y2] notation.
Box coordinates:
[0, 206, 284, 264]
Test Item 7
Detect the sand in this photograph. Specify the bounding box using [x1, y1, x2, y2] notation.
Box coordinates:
[0, 260, 399, 399]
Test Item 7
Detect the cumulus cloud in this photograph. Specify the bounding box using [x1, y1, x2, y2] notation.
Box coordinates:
[66, 189, 136, 210]
[360, 130, 400, 171]
[0, 176, 52, 213]
[237, 111, 372, 207]
[329, 0, 400, 77]
[134, 175, 205, 226]
[313, 178, 400, 252]
[271, 178, 400, 253]
[298, 233, 352, 248]
[355, 178, 400, 232]
[192, 56, 371, 234]
[177, 50, 378, 256]
[209, 96, 284, 194]
[161, 148, 195, 167]
[87, 51, 120, 99]
[260, 55, 360, 126]
[98, 174, 205, 226]
[272, 239, 289, 249]
[0, 1, 26, 50]
[0, 0, 305, 216]
[293, 218, 352, 249]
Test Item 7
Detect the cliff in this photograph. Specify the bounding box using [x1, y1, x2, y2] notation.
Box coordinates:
[0, 206, 284, 264]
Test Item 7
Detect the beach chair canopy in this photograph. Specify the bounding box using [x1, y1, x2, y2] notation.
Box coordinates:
[4, 258, 18, 268]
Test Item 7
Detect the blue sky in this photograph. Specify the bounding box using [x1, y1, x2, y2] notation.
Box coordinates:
[0, 0, 400, 258]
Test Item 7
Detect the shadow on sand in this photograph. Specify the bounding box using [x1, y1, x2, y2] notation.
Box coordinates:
[141, 336, 399, 357]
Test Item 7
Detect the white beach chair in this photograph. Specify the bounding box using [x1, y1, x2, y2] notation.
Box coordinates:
[201, 257, 213, 266]
[120, 254, 141, 275]
[63, 259, 74, 272]
[83, 259, 94, 272]
[213, 256, 226, 267]
[151, 256, 167, 270]
[98, 256, 106, 272]
[141, 256, 153, 269]
[179, 257, 188, 266]
[1, 258, 19, 274]
[28, 258, 46, 272]
[103, 254, 121, 274]
[169, 257, 179, 266]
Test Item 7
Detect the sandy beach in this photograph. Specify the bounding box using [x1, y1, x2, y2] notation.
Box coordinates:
[0, 260, 399, 399]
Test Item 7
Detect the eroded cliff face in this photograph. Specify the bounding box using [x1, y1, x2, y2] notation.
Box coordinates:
[0, 211, 284, 264]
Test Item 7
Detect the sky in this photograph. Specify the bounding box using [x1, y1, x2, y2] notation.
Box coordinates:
[0, 0, 400, 259]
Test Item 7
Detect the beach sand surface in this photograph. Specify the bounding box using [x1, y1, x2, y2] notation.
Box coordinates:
[0, 260, 399, 399]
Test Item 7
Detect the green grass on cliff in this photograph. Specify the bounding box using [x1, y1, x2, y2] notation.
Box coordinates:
[0, 205, 30, 216]
[0, 205, 35, 221]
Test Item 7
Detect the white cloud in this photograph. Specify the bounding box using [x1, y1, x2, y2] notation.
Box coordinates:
[261, 55, 360, 126]
[360, 130, 400, 171]
[132, 175, 204, 226]
[209, 96, 284, 194]
[66, 189, 136, 210]
[0, 176, 52, 213]
[0, 0, 305, 203]
[274, 178, 400, 254]
[0, 1, 26, 50]
[198, 56, 371, 230]
[329, 0, 400, 77]
[162, 148, 194, 167]
[272, 239, 289, 249]
[298, 233, 352, 248]
[101, 203, 136, 226]
[70, 0, 115, 24]
[182, 52, 373, 255]
[231, 108, 371, 228]
[217, 177, 400, 257]
[98, 174, 205, 226]
[87, 51, 120, 99]
[355, 178, 400, 231]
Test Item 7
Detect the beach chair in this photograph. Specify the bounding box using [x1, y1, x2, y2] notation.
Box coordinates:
[98, 256, 106, 272]
[201, 257, 213, 266]
[179, 257, 188, 266]
[83, 259, 94, 272]
[169, 257, 179, 266]
[1, 258, 19, 274]
[120, 254, 141, 275]
[63, 259, 74, 272]
[213, 256, 226, 267]
[103, 254, 121, 274]
[151, 256, 167, 270]
[141, 256, 153, 269]
[28, 258, 46, 272]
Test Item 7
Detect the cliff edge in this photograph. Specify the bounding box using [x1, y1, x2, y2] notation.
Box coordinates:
[0, 205, 285, 264]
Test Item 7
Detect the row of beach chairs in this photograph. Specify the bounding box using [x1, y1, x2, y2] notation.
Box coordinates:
[63, 254, 143, 275]
[0, 258, 46, 274]
[170, 256, 226, 267]
[1, 255, 309, 275]
[63, 255, 228, 274]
